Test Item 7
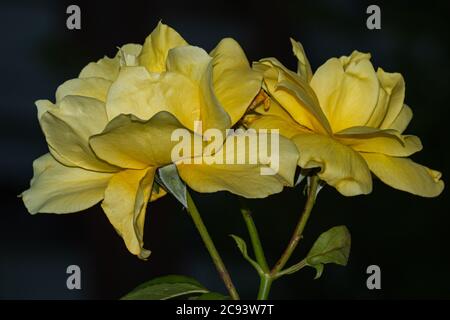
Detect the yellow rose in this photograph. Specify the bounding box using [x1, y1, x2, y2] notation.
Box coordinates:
[247, 39, 444, 197]
[22, 23, 299, 259]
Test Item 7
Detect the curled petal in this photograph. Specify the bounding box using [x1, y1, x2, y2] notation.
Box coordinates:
[40, 96, 117, 172]
[256, 59, 332, 134]
[386, 104, 413, 133]
[361, 153, 444, 197]
[377, 68, 406, 130]
[335, 126, 422, 157]
[90, 112, 185, 169]
[79, 43, 142, 80]
[102, 168, 156, 259]
[290, 38, 313, 82]
[117, 43, 142, 67]
[35, 99, 56, 119]
[366, 69, 405, 128]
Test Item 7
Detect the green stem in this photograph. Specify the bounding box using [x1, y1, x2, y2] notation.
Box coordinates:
[270, 175, 320, 277]
[240, 202, 273, 300]
[257, 275, 272, 300]
[240, 202, 270, 273]
[186, 191, 240, 300]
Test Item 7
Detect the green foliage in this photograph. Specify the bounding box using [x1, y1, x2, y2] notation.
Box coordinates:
[121, 275, 208, 300]
[230, 234, 264, 275]
[189, 292, 229, 300]
[157, 164, 187, 207]
[277, 226, 351, 279]
[305, 225, 351, 279]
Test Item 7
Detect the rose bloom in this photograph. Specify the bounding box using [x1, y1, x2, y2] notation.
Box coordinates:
[247, 39, 444, 197]
[22, 23, 298, 259]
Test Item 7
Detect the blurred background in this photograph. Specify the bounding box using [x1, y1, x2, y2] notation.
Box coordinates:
[1, 0, 449, 299]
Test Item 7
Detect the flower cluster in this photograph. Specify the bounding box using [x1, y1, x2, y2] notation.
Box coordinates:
[22, 22, 444, 259]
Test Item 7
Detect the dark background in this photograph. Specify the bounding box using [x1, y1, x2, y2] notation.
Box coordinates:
[1, 0, 449, 299]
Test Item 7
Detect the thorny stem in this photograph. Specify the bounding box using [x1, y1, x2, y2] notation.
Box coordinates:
[270, 175, 320, 276]
[254, 175, 320, 300]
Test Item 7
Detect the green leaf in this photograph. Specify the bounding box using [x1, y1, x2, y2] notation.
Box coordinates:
[305, 225, 351, 279]
[152, 181, 160, 194]
[157, 164, 187, 208]
[121, 275, 208, 300]
[189, 292, 229, 300]
[275, 260, 307, 278]
[229, 234, 264, 275]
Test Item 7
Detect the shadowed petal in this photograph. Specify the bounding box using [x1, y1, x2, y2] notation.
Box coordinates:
[292, 133, 373, 196]
[22, 153, 113, 214]
[177, 131, 299, 198]
[40, 96, 118, 172]
[102, 167, 156, 259]
[90, 112, 186, 169]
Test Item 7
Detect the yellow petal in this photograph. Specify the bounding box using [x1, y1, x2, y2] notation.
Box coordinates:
[310, 53, 379, 132]
[276, 77, 332, 134]
[377, 68, 406, 130]
[339, 50, 372, 66]
[386, 104, 413, 133]
[139, 21, 188, 73]
[150, 183, 167, 202]
[102, 167, 155, 259]
[35, 100, 84, 167]
[361, 153, 444, 197]
[55, 77, 112, 103]
[290, 38, 313, 82]
[244, 96, 301, 135]
[90, 112, 185, 169]
[106, 66, 200, 130]
[79, 56, 119, 81]
[365, 68, 404, 128]
[177, 131, 299, 198]
[256, 59, 332, 134]
[22, 153, 113, 214]
[247, 114, 309, 139]
[166, 45, 211, 81]
[292, 133, 372, 196]
[36, 99, 56, 119]
[166, 45, 231, 132]
[210, 38, 262, 125]
[117, 43, 142, 67]
[40, 96, 117, 172]
[79, 43, 142, 80]
[365, 76, 389, 128]
[335, 126, 422, 157]
[251, 94, 292, 120]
